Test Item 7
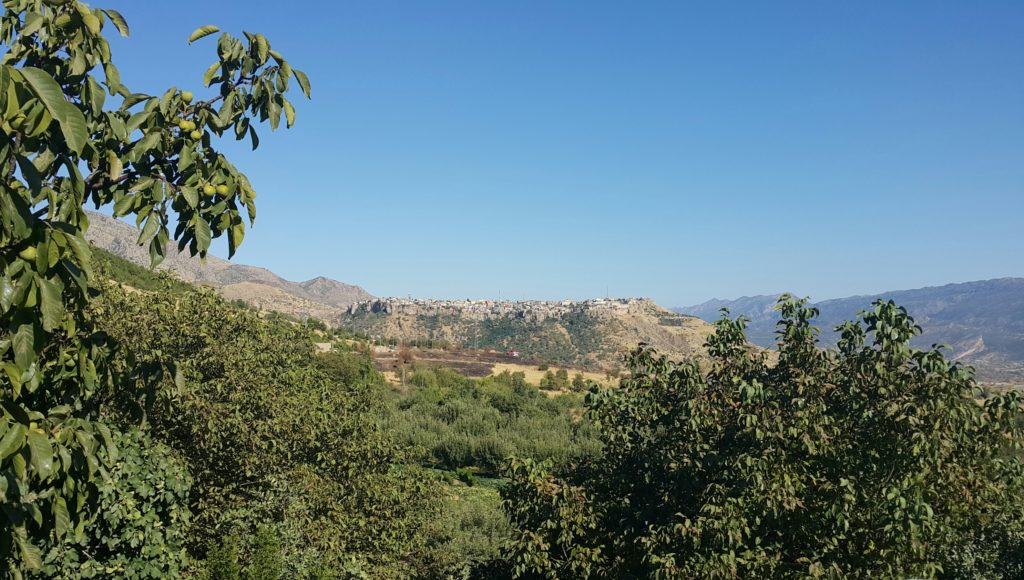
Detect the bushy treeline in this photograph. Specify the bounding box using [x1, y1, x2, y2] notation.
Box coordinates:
[496, 298, 1024, 579]
[90, 283, 438, 577]
[389, 367, 601, 476]
[92, 246, 194, 294]
[22, 247, 1024, 580]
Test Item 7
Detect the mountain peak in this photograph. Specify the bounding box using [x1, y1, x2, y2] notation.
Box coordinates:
[84, 211, 374, 321]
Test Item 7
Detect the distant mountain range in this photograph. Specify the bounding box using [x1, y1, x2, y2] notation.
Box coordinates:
[85, 212, 374, 321]
[676, 279, 1024, 384]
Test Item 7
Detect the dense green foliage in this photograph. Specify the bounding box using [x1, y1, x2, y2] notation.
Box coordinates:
[95, 285, 435, 577]
[40, 428, 192, 578]
[416, 482, 512, 578]
[379, 365, 603, 577]
[92, 245, 192, 294]
[390, 367, 601, 476]
[500, 297, 1024, 578]
[0, 1, 310, 574]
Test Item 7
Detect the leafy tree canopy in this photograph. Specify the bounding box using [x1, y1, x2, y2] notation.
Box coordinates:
[0, 0, 307, 573]
[501, 297, 1024, 579]
[95, 284, 436, 577]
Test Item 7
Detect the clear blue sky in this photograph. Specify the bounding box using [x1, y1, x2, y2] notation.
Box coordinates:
[99, 1, 1023, 306]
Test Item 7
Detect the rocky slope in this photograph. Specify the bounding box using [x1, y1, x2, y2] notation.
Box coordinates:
[340, 298, 713, 372]
[676, 279, 1024, 384]
[85, 212, 374, 320]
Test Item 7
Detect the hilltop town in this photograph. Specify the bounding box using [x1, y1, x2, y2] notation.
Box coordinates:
[346, 296, 654, 322]
[340, 296, 711, 370]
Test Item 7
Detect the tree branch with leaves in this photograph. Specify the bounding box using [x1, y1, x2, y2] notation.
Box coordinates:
[0, 1, 309, 573]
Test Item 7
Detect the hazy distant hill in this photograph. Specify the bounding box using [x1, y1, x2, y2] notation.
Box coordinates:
[85, 212, 374, 320]
[676, 279, 1024, 383]
[340, 298, 713, 372]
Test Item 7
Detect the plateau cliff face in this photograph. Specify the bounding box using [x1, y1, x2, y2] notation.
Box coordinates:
[340, 297, 713, 371]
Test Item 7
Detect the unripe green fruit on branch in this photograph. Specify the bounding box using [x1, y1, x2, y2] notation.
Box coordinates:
[182, 91, 193, 103]
[191, 130, 203, 140]
[203, 184, 217, 197]
[216, 184, 229, 195]
[18, 246, 37, 261]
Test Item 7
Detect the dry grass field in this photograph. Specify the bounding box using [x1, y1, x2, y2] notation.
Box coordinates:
[490, 362, 612, 386]
[371, 345, 616, 389]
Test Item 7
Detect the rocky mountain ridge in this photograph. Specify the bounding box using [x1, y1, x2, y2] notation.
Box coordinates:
[85, 212, 374, 320]
[676, 278, 1024, 384]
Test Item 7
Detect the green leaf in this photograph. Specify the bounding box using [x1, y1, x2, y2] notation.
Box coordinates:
[38, 278, 64, 332]
[26, 429, 53, 479]
[103, 9, 130, 37]
[12, 323, 35, 370]
[203, 62, 220, 87]
[86, 75, 105, 116]
[181, 186, 199, 208]
[278, 61, 292, 91]
[15, 527, 42, 570]
[195, 218, 211, 254]
[113, 192, 134, 216]
[53, 496, 71, 539]
[268, 98, 281, 131]
[76, 4, 101, 35]
[20, 13, 45, 36]
[228, 222, 245, 257]
[283, 99, 295, 128]
[293, 69, 311, 99]
[217, 97, 235, 128]
[126, 108, 153, 132]
[188, 25, 220, 44]
[139, 213, 159, 245]
[149, 235, 166, 268]
[135, 130, 162, 155]
[104, 62, 122, 95]
[178, 144, 194, 173]
[159, 86, 176, 116]
[95, 422, 117, 462]
[255, 33, 270, 65]
[108, 150, 123, 181]
[173, 364, 186, 392]
[0, 423, 27, 460]
[15, 155, 42, 192]
[121, 93, 151, 112]
[18, 67, 89, 154]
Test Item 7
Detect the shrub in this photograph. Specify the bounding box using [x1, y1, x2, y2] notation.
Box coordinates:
[501, 298, 1024, 578]
[389, 367, 600, 476]
[96, 286, 435, 577]
[456, 467, 478, 487]
[39, 428, 192, 578]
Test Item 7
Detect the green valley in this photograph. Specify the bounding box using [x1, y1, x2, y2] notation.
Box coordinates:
[2, 3, 1022, 579]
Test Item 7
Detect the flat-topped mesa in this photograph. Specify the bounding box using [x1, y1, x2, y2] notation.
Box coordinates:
[345, 297, 660, 321]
